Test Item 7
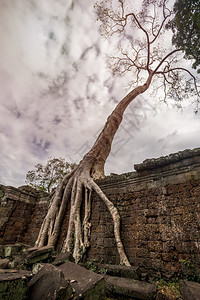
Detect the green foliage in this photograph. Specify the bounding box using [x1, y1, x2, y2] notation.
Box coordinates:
[168, 0, 200, 72]
[98, 267, 108, 275]
[185, 274, 200, 283]
[86, 260, 108, 275]
[181, 259, 194, 268]
[25, 157, 76, 193]
[87, 260, 97, 272]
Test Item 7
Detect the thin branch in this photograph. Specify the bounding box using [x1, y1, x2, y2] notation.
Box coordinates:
[153, 49, 183, 74]
[156, 67, 199, 95]
[123, 12, 151, 70]
[150, 0, 172, 44]
[151, 2, 157, 37]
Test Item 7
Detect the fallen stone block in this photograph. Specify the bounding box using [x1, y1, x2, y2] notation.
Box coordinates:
[0, 269, 32, 300]
[28, 263, 73, 300]
[23, 245, 54, 265]
[59, 261, 106, 299]
[52, 251, 74, 266]
[180, 280, 200, 300]
[9, 255, 23, 269]
[96, 263, 140, 280]
[32, 263, 44, 275]
[0, 258, 10, 269]
[4, 244, 23, 257]
[105, 275, 157, 299]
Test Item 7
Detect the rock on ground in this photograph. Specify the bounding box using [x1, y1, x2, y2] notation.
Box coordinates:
[180, 280, 200, 300]
[96, 263, 140, 280]
[28, 264, 73, 300]
[0, 258, 10, 269]
[59, 261, 106, 299]
[0, 269, 32, 300]
[105, 275, 157, 300]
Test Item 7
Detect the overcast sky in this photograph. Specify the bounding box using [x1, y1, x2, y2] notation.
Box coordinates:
[0, 0, 199, 187]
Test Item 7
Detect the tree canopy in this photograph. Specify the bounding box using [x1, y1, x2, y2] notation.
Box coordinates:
[26, 158, 76, 193]
[94, 0, 199, 108]
[168, 0, 200, 72]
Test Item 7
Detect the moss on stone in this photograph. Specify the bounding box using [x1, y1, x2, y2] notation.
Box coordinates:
[83, 278, 106, 300]
[0, 278, 28, 300]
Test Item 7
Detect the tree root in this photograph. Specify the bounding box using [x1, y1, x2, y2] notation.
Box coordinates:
[35, 167, 130, 266]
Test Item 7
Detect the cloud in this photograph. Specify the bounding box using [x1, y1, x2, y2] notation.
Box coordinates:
[0, 0, 199, 187]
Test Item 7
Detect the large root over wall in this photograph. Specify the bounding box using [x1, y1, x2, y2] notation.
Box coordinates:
[35, 162, 130, 265]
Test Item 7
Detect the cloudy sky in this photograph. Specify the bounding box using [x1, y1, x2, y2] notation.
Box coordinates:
[0, 0, 199, 187]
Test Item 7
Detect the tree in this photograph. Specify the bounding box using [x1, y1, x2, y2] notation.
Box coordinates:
[35, 0, 199, 265]
[26, 158, 76, 193]
[168, 0, 200, 72]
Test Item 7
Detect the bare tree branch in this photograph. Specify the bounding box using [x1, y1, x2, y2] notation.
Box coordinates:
[150, 0, 172, 44]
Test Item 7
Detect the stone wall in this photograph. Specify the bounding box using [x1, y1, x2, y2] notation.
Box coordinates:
[0, 148, 200, 278]
[86, 148, 200, 277]
[0, 185, 49, 246]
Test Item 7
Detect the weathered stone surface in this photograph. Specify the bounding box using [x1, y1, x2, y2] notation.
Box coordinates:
[134, 147, 200, 171]
[0, 185, 49, 246]
[10, 255, 23, 269]
[4, 244, 23, 257]
[23, 246, 54, 264]
[180, 280, 200, 300]
[0, 268, 32, 280]
[59, 261, 106, 299]
[0, 269, 32, 300]
[1, 147, 200, 278]
[52, 252, 74, 266]
[96, 263, 140, 280]
[32, 263, 44, 275]
[0, 258, 10, 269]
[86, 148, 200, 277]
[105, 275, 157, 299]
[28, 264, 73, 300]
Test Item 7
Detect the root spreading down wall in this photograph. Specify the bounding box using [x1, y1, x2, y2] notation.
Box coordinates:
[0, 148, 200, 277]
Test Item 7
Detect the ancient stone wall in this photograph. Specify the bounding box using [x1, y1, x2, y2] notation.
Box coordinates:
[86, 148, 200, 278]
[0, 185, 49, 246]
[0, 148, 200, 278]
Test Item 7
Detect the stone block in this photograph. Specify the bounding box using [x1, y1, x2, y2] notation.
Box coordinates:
[4, 244, 23, 257]
[52, 252, 74, 266]
[28, 264, 73, 300]
[59, 261, 106, 299]
[105, 275, 157, 299]
[161, 253, 172, 262]
[96, 263, 140, 280]
[180, 280, 200, 300]
[159, 225, 172, 241]
[149, 252, 161, 260]
[0, 258, 10, 269]
[24, 246, 54, 265]
[148, 241, 163, 252]
[0, 269, 32, 300]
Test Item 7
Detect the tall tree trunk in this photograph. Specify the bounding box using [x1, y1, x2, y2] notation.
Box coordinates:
[35, 74, 153, 265]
